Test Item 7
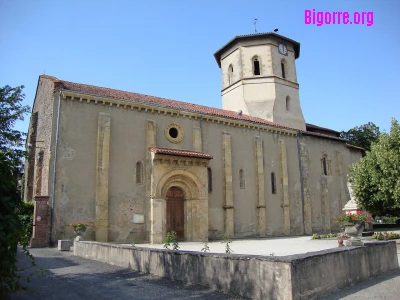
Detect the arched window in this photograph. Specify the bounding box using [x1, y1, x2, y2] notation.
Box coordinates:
[253, 57, 260, 75]
[228, 65, 233, 85]
[322, 157, 327, 175]
[239, 169, 245, 189]
[286, 96, 291, 111]
[207, 167, 212, 193]
[136, 161, 143, 184]
[271, 172, 276, 194]
[281, 59, 286, 79]
[321, 154, 331, 176]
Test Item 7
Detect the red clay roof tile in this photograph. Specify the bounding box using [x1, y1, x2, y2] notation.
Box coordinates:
[42, 75, 355, 145]
[50, 76, 295, 131]
[148, 147, 213, 159]
[346, 144, 365, 151]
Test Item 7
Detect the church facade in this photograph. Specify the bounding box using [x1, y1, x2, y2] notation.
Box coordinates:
[24, 33, 362, 244]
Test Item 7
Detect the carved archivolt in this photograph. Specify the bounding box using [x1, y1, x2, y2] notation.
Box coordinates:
[156, 169, 204, 200]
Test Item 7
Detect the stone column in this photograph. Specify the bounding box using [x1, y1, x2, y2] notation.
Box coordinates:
[321, 177, 331, 232]
[95, 113, 111, 242]
[192, 127, 202, 152]
[300, 143, 312, 235]
[146, 120, 156, 242]
[336, 150, 346, 210]
[150, 197, 165, 244]
[26, 112, 39, 202]
[30, 195, 50, 248]
[278, 139, 290, 235]
[254, 137, 266, 236]
[35, 150, 44, 195]
[222, 132, 234, 237]
[185, 197, 208, 242]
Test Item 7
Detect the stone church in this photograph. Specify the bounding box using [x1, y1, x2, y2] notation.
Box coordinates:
[24, 32, 362, 245]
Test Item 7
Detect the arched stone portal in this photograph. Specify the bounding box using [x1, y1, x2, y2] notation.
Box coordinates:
[148, 147, 212, 244]
[166, 187, 184, 240]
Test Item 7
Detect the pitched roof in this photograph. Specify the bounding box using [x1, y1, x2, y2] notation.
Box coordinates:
[44, 75, 295, 131]
[306, 123, 340, 135]
[214, 32, 300, 67]
[306, 123, 341, 138]
[346, 144, 365, 151]
[40, 75, 359, 150]
[148, 147, 213, 159]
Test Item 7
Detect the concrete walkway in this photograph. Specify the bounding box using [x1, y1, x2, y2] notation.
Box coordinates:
[127, 235, 400, 262]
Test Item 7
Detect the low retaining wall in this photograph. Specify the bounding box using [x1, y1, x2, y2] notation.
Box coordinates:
[74, 241, 399, 300]
[373, 224, 400, 229]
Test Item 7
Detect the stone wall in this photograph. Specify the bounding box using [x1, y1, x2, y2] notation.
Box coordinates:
[24, 75, 60, 201]
[28, 81, 363, 243]
[74, 241, 399, 300]
[49, 90, 362, 242]
[30, 196, 50, 247]
[300, 134, 362, 234]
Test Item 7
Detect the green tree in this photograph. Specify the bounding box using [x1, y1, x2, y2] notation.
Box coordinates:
[340, 122, 381, 153]
[0, 85, 31, 298]
[349, 119, 400, 216]
[0, 85, 30, 168]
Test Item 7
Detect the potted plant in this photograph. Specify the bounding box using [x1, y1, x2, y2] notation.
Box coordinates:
[70, 221, 92, 237]
[333, 212, 373, 237]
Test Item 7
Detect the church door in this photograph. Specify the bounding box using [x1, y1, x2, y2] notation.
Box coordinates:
[166, 187, 184, 240]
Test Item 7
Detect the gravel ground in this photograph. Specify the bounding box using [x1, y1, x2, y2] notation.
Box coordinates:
[11, 247, 244, 300]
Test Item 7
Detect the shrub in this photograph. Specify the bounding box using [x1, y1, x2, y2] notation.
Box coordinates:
[372, 232, 400, 240]
[312, 233, 339, 239]
[201, 242, 210, 252]
[69, 221, 92, 231]
[18, 201, 34, 246]
[0, 152, 35, 298]
[222, 233, 233, 254]
[381, 216, 399, 224]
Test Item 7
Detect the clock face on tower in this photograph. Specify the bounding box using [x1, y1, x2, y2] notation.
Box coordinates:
[278, 43, 288, 55]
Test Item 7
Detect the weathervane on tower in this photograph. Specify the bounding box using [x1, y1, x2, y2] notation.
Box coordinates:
[254, 18, 258, 33]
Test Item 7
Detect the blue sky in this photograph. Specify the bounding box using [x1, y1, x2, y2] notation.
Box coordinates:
[1, 0, 399, 134]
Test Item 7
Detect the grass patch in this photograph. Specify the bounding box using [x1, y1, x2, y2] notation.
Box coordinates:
[372, 232, 400, 240]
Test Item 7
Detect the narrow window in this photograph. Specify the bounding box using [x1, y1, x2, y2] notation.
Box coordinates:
[322, 157, 327, 176]
[228, 65, 233, 85]
[271, 172, 276, 194]
[253, 58, 260, 75]
[239, 169, 245, 189]
[207, 167, 212, 193]
[286, 96, 290, 111]
[136, 161, 143, 184]
[37, 150, 44, 167]
[281, 62, 286, 79]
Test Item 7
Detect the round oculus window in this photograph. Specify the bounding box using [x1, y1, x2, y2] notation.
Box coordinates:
[165, 123, 184, 143]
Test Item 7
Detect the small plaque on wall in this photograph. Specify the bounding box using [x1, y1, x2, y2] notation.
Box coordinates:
[132, 214, 144, 224]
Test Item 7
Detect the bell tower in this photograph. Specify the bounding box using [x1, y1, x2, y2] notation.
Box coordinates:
[214, 33, 306, 130]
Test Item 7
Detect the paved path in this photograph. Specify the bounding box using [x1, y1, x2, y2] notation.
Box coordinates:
[316, 269, 400, 300]
[12, 247, 242, 300]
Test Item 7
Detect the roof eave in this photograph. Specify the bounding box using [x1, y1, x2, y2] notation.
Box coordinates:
[214, 32, 300, 68]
